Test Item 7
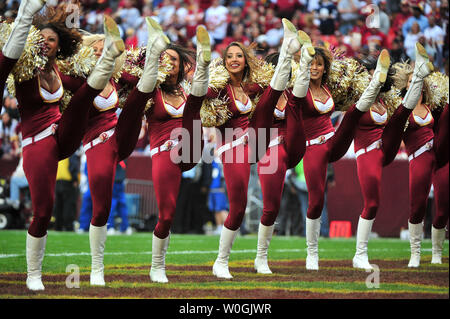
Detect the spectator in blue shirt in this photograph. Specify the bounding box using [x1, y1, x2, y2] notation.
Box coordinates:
[402, 4, 429, 39]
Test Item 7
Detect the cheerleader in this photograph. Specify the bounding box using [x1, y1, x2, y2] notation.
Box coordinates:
[81, 17, 169, 286]
[392, 52, 443, 267]
[431, 100, 448, 264]
[146, 26, 211, 283]
[253, 33, 315, 274]
[0, 1, 124, 290]
[352, 44, 434, 270]
[298, 43, 393, 270]
[211, 19, 308, 279]
[403, 72, 436, 267]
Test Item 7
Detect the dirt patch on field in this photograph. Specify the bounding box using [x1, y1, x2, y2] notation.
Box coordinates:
[1, 258, 447, 299]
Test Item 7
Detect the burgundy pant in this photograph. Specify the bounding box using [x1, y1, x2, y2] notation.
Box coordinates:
[152, 150, 182, 239]
[285, 95, 306, 169]
[248, 87, 283, 162]
[356, 149, 384, 220]
[257, 145, 288, 227]
[221, 87, 283, 231]
[151, 94, 206, 238]
[87, 89, 153, 227]
[408, 150, 435, 224]
[25, 83, 101, 237]
[356, 104, 414, 220]
[433, 162, 449, 229]
[257, 94, 306, 227]
[0, 54, 101, 236]
[303, 105, 364, 219]
[180, 95, 206, 172]
[432, 104, 449, 229]
[222, 144, 251, 231]
[381, 105, 413, 166]
[434, 104, 449, 169]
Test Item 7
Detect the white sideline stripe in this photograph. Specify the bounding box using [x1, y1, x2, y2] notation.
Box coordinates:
[0, 248, 432, 259]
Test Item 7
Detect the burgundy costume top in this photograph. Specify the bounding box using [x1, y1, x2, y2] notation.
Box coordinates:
[353, 101, 387, 152]
[82, 80, 119, 145]
[145, 88, 186, 149]
[301, 86, 335, 141]
[403, 106, 435, 156]
[206, 83, 263, 147]
[15, 65, 84, 139]
[82, 73, 139, 145]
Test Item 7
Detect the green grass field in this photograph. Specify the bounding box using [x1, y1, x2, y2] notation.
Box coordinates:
[0, 230, 448, 300]
[1, 230, 446, 271]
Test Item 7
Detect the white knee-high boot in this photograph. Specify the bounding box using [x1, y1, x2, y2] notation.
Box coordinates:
[402, 43, 433, 110]
[254, 223, 275, 274]
[89, 224, 107, 286]
[270, 19, 301, 92]
[431, 226, 446, 264]
[355, 49, 390, 112]
[213, 226, 239, 279]
[87, 16, 125, 90]
[408, 221, 423, 268]
[2, 0, 46, 59]
[306, 217, 321, 270]
[352, 216, 375, 270]
[26, 232, 47, 291]
[150, 233, 170, 283]
[136, 17, 170, 94]
[190, 25, 211, 97]
[292, 31, 315, 99]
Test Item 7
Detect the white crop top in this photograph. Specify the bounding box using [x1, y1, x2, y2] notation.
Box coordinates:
[164, 100, 186, 118]
[38, 67, 64, 103]
[93, 89, 119, 111]
[413, 110, 432, 126]
[40, 85, 64, 103]
[235, 98, 252, 114]
[370, 108, 387, 124]
[313, 97, 334, 114]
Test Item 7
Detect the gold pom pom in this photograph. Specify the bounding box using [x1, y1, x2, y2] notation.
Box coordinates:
[56, 44, 97, 78]
[6, 74, 15, 97]
[380, 87, 402, 120]
[122, 47, 173, 86]
[0, 23, 48, 89]
[208, 58, 230, 91]
[59, 90, 74, 114]
[326, 57, 370, 111]
[200, 97, 232, 127]
[424, 71, 449, 111]
[250, 58, 274, 89]
[144, 98, 155, 113]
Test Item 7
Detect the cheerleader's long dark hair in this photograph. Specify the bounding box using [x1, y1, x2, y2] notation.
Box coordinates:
[33, 2, 82, 60]
[160, 43, 195, 95]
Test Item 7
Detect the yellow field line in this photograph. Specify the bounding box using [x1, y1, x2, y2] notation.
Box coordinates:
[1, 279, 447, 295]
